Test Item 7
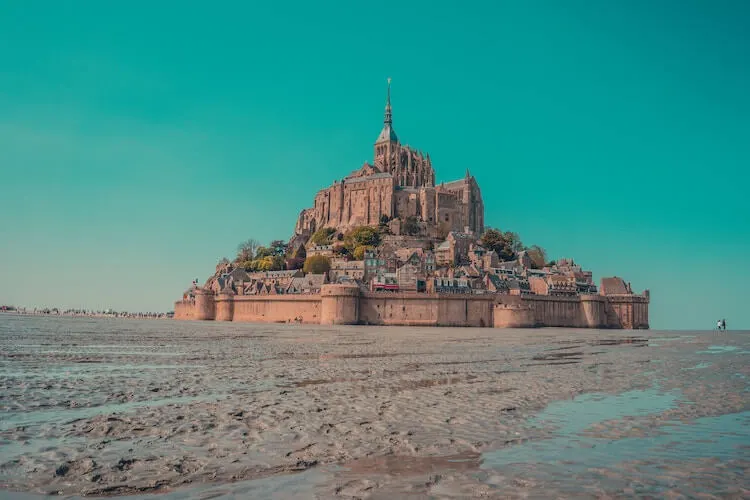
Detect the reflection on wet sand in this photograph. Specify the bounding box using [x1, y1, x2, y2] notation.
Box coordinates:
[1, 317, 748, 498]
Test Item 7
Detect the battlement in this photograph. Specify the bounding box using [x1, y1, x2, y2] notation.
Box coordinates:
[174, 289, 647, 329]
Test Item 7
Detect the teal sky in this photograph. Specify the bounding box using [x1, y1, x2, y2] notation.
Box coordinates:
[0, 1, 748, 329]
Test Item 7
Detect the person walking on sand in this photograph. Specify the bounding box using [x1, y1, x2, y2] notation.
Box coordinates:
[717, 319, 722, 331]
[721, 319, 727, 331]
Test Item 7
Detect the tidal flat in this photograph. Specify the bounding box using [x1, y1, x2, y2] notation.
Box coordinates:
[1, 316, 748, 498]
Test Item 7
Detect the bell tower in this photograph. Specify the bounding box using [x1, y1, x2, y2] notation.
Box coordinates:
[374, 78, 398, 168]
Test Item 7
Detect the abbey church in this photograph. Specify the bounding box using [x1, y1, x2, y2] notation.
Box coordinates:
[294, 81, 484, 240]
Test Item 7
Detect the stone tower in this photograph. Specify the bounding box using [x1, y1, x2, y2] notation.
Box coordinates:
[374, 78, 398, 168]
[373, 79, 436, 188]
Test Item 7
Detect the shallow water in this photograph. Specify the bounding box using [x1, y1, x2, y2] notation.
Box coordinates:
[1, 315, 748, 498]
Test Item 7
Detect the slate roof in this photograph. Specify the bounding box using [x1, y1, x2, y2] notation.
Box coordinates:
[600, 277, 629, 295]
[344, 172, 393, 184]
[228, 268, 250, 282]
[376, 124, 398, 143]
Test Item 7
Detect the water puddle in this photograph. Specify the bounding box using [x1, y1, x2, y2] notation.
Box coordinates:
[482, 388, 749, 474]
[683, 362, 712, 370]
[697, 345, 738, 354]
[341, 451, 480, 477]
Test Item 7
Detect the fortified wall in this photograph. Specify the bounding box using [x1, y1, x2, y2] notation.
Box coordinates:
[174, 285, 649, 329]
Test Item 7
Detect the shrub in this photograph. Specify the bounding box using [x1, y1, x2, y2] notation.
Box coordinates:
[303, 255, 331, 274]
[310, 227, 336, 246]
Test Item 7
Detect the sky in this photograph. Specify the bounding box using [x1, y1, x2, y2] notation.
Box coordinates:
[0, 0, 748, 329]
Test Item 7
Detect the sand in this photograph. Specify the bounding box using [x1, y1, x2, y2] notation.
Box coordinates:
[1, 316, 748, 498]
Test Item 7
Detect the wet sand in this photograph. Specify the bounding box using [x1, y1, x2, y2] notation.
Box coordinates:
[1, 316, 748, 498]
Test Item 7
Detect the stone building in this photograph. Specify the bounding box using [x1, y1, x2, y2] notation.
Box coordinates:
[435, 231, 474, 266]
[329, 258, 365, 282]
[294, 81, 484, 240]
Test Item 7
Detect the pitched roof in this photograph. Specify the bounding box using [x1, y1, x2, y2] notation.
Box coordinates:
[344, 172, 393, 184]
[600, 277, 629, 295]
[228, 268, 250, 282]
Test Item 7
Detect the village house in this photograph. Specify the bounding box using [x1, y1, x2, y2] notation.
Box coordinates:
[364, 246, 397, 280]
[483, 273, 510, 294]
[395, 262, 426, 292]
[371, 272, 399, 292]
[285, 274, 328, 294]
[329, 258, 366, 281]
[428, 276, 472, 294]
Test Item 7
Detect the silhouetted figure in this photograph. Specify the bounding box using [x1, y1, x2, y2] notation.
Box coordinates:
[721, 319, 726, 331]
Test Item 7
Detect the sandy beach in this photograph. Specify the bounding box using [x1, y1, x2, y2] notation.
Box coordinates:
[1, 316, 748, 498]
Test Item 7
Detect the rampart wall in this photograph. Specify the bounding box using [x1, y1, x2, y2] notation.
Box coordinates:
[174, 285, 648, 329]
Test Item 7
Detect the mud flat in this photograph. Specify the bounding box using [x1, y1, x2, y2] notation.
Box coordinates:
[1, 316, 748, 498]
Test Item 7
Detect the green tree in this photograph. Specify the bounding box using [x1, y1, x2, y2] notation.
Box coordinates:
[269, 239, 288, 256]
[402, 216, 420, 236]
[303, 255, 331, 274]
[255, 246, 273, 259]
[352, 245, 374, 260]
[480, 228, 523, 261]
[333, 245, 350, 258]
[526, 245, 547, 269]
[310, 227, 336, 246]
[344, 226, 381, 250]
[255, 256, 272, 271]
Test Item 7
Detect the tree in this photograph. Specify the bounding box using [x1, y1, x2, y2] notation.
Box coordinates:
[379, 214, 391, 226]
[303, 255, 331, 274]
[352, 245, 374, 260]
[310, 227, 336, 246]
[480, 228, 523, 261]
[269, 239, 288, 256]
[526, 245, 547, 269]
[236, 239, 259, 262]
[333, 245, 351, 258]
[504, 231, 524, 254]
[255, 246, 273, 259]
[344, 226, 381, 250]
[402, 216, 420, 236]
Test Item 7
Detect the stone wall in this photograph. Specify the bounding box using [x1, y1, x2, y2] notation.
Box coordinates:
[605, 295, 650, 329]
[230, 295, 322, 324]
[358, 291, 494, 327]
[175, 286, 648, 329]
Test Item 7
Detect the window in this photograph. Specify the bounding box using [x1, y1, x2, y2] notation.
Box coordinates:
[444, 214, 449, 222]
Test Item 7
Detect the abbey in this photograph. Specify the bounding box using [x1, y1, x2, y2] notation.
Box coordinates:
[294, 81, 484, 239]
[175, 81, 650, 329]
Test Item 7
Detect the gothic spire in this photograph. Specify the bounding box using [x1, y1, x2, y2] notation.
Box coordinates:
[375, 77, 398, 144]
[384, 77, 392, 125]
